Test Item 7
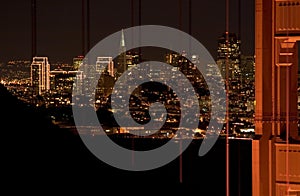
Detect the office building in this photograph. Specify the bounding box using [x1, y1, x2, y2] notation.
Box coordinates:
[31, 56, 50, 95]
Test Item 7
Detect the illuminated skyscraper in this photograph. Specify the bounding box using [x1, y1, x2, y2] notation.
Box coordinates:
[96, 57, 114, 77]
[116, 29, 127, 76]
[31, 56, 50, 95]
[126, 51, 140, 70]
[240, 55, 255, 123]
[49, 70, 78, 106]
[217, 32, 241, 80]
[73, 55, 84, 71]
[217, 32, 242, 123]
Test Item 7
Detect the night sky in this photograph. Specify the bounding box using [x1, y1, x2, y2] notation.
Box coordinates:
[0, 0, 254, 63]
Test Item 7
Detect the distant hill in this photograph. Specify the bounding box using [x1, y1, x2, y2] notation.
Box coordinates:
[0, 84, 95, 189]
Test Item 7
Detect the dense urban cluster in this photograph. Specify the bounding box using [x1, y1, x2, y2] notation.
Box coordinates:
[0, 32, 256, 139]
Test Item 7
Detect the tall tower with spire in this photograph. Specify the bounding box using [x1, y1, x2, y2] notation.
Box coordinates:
[116, 29, 127, 76]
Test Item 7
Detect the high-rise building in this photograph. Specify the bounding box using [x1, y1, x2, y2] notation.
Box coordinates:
[217, 32, 242, 124]
[94, 56, 115, 108]
[165, 52, 196, 82]
[240, 55, 255, 123]
[217, 32, 241, 80]
[240, 55, 255, 83]
[72, 56, 85, 96]
[115, 29, 141, 77]
[73, 55, 84, 71]
[96, 57, 114, 77]
[49, 70, 78, 106]
[112, 30, 141, 99]
[116, 29, 127, 76]
[31, 56, 50, 95]
[126, 51, 140, 70]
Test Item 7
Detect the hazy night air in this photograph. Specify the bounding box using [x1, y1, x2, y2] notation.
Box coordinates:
[0, 0, 254, 63]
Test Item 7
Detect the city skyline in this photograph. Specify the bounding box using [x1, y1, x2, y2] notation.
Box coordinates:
[1, 1, 299, 195]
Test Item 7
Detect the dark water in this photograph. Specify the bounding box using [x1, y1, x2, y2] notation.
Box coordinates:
[4, 132, 252, 195]
[48, 136, 251, 195]
[104, 138, 252, 195]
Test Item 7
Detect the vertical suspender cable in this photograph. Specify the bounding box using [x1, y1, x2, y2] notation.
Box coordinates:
[225, 0, 230, 195]
[178, 0, 183, 184]
[82, 0, 85, 56]
[86, 0, 90, 53]
[31, 0, 37, 57]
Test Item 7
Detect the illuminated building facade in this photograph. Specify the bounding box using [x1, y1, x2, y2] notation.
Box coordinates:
[31, 56, 50, 95]
[116, 29, 127, 76]
[49, 70, 78, 106]
[95, 57, 115, 108]
[96, 57, 114, 77]
[126, 51, 140, 70]
[113, 30, 141, 101]
[240, 55, 255, 123]
[50, 71, 77, 92]
[73, 55, 84, 71]
[217, 33, 243, 123]
[217, 32, 241, 80]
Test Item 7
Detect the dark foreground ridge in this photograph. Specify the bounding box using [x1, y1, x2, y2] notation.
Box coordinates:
[0, 84, 252, 195]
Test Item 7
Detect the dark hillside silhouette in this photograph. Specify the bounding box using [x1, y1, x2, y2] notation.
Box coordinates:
[0, 84, 252, 195]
